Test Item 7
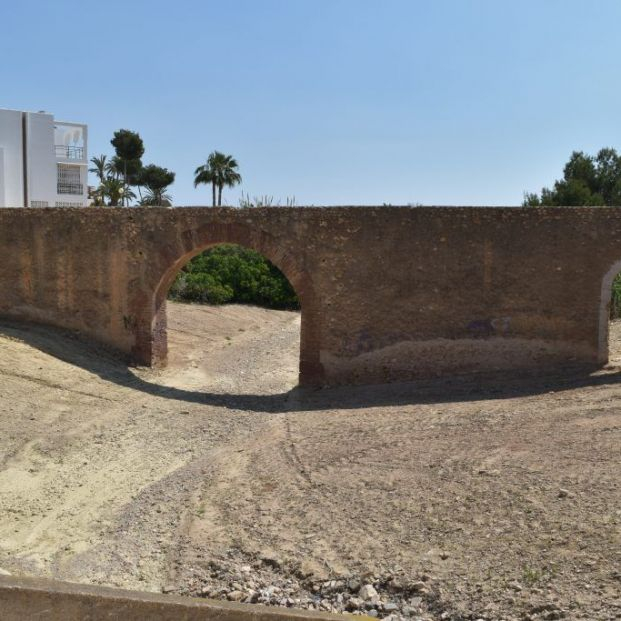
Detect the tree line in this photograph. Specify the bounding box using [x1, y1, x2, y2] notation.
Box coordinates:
[89, 130, 176, 207]
[89, 129, 244, 208]
[523, 148, 621, 207]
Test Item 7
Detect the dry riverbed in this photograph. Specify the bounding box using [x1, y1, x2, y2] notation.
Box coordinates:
[0, 303, 619, 620]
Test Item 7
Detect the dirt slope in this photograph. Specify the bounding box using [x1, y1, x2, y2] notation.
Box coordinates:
[0, 303, 619, 620]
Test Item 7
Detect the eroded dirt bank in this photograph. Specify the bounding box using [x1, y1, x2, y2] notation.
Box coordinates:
[0, 303, 619, 620]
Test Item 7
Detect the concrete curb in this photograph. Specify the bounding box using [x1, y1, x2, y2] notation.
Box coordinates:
[0, 575, 352, 620]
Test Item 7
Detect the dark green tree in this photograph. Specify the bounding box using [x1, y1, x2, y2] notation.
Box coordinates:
[111, 129, 144, 161]
[108, 155, 143, 181]
[523, 148, 621, 207]
[595, 148, 621, 205]
[194, 151, 242, 206]
[138, 164, 175, 206]
[110, 130, 145, 204]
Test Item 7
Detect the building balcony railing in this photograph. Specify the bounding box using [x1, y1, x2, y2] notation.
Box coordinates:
[57, 182, 84, 195]
[55, 145, 85, 160]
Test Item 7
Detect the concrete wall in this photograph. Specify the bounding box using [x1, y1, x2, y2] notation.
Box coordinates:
[0, 109, 24, 207]
[25, 112, 57, 206]
[1, 206, 621, 386]
[0, 575, 342, 621]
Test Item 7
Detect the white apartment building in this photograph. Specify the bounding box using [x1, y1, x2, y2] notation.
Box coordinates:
[0, 108, 88, 207]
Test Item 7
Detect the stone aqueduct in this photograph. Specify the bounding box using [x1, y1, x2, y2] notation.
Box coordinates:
[1, 206, 621, 386]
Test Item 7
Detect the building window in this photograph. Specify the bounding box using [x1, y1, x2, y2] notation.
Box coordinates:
[57, 164, 83, 195]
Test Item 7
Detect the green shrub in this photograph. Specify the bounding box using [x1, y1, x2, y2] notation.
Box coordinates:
[168, 244, 299, 310]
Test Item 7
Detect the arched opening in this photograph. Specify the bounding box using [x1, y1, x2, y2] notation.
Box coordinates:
[151, 242, 304, 392]
[598, 259, 621, 365]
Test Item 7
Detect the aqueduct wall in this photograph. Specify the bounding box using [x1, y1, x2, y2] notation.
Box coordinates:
[1, 206, 620, 386]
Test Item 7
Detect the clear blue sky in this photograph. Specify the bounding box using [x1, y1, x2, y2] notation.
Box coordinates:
[2, 0, 621, 206]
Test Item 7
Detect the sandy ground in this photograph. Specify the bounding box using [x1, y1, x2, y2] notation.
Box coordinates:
[0, 303, 619, 620]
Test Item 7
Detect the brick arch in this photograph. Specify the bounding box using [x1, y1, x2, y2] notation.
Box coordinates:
[142, 222, 324, 386]
[597, 258, 621, 364]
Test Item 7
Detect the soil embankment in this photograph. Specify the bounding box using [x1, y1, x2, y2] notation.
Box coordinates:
[0, 304, 619, 620]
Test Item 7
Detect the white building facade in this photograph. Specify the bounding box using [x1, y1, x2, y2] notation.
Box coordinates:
[0, 109, 88, 207]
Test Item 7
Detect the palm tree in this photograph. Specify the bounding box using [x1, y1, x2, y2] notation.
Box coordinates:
[101, 178, 136, 206]
[106, 155, 124, 179]
[89, 155, 108, 183]
[194, 163, 216, 206]
[194, 151, 242, 206]
[139, 189, 172, 206]
[88, 185, 106, 207]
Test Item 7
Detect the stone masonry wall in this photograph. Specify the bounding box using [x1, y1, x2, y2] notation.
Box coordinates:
[1, 206, 620, 386]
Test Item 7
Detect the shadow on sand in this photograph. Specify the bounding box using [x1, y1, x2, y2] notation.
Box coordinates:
[2, 319, 621, 414]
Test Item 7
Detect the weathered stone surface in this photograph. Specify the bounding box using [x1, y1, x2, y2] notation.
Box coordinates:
[0, 205, 619, 386]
